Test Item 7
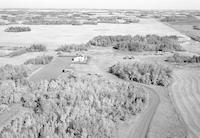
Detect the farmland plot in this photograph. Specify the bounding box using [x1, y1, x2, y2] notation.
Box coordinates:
[171, 68, 200, 138]
[0, 19, 186, 49]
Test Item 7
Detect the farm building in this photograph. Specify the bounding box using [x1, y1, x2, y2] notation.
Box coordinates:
[72, 55, 88, 63]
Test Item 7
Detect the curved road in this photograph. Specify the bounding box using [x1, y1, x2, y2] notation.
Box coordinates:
[127, 86, 160, 138]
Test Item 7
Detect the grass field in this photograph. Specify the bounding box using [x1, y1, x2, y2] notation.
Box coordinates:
[164, 18, 200, 42]
[0, 19, 186, 50]
[29, 56, 74, 81]
[0, 51, 55, 67]
[171, 68, 200, 138]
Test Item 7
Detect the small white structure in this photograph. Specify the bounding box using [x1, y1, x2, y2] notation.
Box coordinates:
[72, 55, 88, 63]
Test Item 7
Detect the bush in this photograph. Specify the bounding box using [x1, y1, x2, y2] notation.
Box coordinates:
[166, 53, 200, 63]
[0, 64, 30, 83]
[109, 62, 172, 86]
[56, 44, 87, 52]
[4, 26, 31, 32]
[0, 73, 147, 138]
[87, 35, 183, 52]
[24, 55, 53, 65]
[26, 44, 47, 52]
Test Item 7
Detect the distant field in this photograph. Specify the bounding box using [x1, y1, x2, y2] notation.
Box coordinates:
[170, 25, 200, 37]
[165, 19, 200, 42]
[0, 51, 55, 67]
[29, 56, 74, 81]
[0, 19, 186, 50]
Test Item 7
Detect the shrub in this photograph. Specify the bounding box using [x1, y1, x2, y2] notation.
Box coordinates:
[166, 53, 200, 63]
[87, 35, 183, 52]
[0, 73, 147, 138]
[0, 64, 30, 83]
[56, 44, 87, 52]
[24, 55, 53, 65]
[109, 62, 172, 86]
[26, 44, 47, 52]
[4, 26, 31, 32]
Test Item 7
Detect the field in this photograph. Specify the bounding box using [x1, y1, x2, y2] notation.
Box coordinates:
[0, 51, 55, 66]
[29, 56, 74, 81]
[164, 18, 200, 42]
[171, 68, 200, 138]
[0, 19, 186, 49]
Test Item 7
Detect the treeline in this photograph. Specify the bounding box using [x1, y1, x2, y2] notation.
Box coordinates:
[0, 73, 147, 138]
[26, 44, 47, 52]
[8, 44, 47, 57]
[109, 62, 172, 86]
[166, 53, 200, 63]
[56, 44, 88, 52]
[193, 26, 200, 30]
[87, 35, 182, 52]
[24, 55, 53, 65]
[4, 26, 31, 32]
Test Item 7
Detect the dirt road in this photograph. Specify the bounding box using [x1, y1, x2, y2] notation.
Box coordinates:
[171, 68, 200, 138]
[126, 86, 160, 138]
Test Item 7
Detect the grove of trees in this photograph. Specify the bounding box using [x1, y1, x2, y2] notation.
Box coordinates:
[24, 55, 53, 65]
[109, 62, 172, 86]
[87, 35, 183, 52]
[193, 26, 200, 30]
[27, 44, 47, 52]
[166, 53, 200, 63]
[4, 26, 31, 32]
[56, 44, 88, 52]
[0, 64, 30, 83]
[0, 73, 147, 138]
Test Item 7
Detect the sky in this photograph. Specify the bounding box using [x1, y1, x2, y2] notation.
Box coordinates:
[0, 0, 199, 10]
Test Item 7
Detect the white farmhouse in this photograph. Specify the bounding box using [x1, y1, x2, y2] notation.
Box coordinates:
[72, 56, 88, 63]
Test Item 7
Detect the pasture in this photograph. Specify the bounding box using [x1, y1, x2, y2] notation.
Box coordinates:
[171, 68, 200, 138]
[29, 56, 74, 81]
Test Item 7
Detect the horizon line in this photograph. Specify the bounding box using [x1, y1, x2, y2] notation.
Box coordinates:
[0, 8, 199, 11]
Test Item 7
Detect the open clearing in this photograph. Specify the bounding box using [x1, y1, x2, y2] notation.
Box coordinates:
[171, 68, 200, 138]
[0, 19, 186, 49]
[29, 56, 74, 81]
